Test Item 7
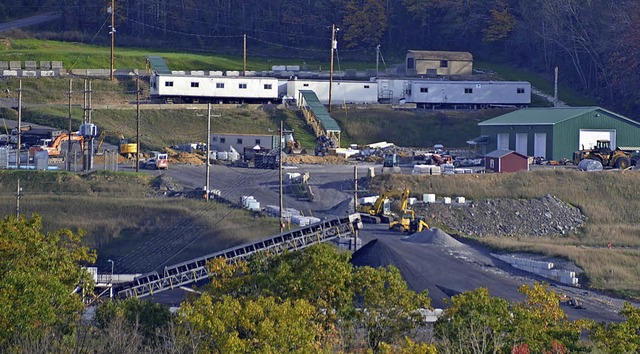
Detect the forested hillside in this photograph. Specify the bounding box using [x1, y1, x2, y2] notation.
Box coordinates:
[4, 0, 640, 116]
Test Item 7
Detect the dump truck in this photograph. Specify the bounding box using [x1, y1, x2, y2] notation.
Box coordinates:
[573, 140, 631, 169]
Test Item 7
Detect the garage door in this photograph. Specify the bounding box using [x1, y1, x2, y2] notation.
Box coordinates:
[515, 133, 528, 156]
[579, 130, 615, 150]
[497, 133, 509, 150]
[534, 133, 546, 158]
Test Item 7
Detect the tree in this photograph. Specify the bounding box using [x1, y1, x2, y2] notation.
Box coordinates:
[591, 302, 640, 353]
[435, 283, 591, 353]
[339, 0, 388, 49]
[0, 215, 96, 350]
[353, 265, 431, 351]
[178, 294, 329, 353]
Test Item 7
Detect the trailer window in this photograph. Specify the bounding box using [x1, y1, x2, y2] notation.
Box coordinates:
[264, 84, 272, 90]
[440, 60, 448, 68]
[517, 87, 525, 94]
[191, 82, 199, 88]
[220, 138, 226, 143]
[464, 88, 473, 94]
[216, 83, 224, 89]
[255, 139, 261, 145]
[165, 81, 174, 87]
[420, 87, 428, 93]
[407, 58, 415, 69]
[237, 139, 243, 144]
[239, 83, 247, 89]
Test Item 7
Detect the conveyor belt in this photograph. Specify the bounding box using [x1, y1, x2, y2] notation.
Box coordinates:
[116, 214, 362, 298]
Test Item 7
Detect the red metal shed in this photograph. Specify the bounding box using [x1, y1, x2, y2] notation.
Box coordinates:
[484, 149, 529, 173]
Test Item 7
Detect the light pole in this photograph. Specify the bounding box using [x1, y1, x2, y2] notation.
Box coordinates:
[107, 259, 114, 298]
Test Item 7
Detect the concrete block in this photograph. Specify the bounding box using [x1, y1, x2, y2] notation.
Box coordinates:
[9, 61, 20, 70]
[190, 70, 205, 76]
[272, 65, 286, 71]
[455, 196, 466, 203]
[21, 70, 37, 77]
[0, 61, 7, 70]
[24, 61, 37, 70]
[40, 70, 55, 77]
[208, 71, 223, 76]
[225, 71, 240, 77]
[51, 61, 63, 69]
[171, 70, 185, 75]
[2, 70, 17, 76]
[40, 61, 51, 69]
[442, 197, 451, 204]
[286, 65, 300, 71]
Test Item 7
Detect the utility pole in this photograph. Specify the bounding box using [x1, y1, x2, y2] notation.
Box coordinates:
[110, 0, 115, 81]
[554, 66, 559, 107]
[353, 166, 358, 250]
[205, 103, 211, 201]
[243, 34, 247, 77]
[136, 76, 140, 172]
[329, 24, 337, 113]
[15, 179, 22, 219]
[16, 80, 22, 170]
[279, 120, 284, 233]
[376, 45, 380, 76]
[67, 79, 73, 171]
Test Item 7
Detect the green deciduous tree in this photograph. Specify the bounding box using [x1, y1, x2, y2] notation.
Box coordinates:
[0, 215, 96, 350]
[435, 283, 591, 354]
[178, 294, 328, 353]
[353, 265, 431, 351]
[591, 301, 640, 354]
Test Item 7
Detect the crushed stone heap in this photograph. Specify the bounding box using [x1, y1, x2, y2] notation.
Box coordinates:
[416, 194, 587, 237]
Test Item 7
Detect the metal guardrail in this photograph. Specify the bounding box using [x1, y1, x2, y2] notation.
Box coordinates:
[116, 214, 362, 299]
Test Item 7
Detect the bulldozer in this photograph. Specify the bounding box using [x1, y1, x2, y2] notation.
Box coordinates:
[573, 140, 631, 170]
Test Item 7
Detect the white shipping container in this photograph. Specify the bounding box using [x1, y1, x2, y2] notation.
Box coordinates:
[443, 197, 451, 204]
[455, 196, 466, 203]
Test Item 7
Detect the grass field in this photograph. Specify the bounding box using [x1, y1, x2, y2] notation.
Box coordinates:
[373, 169, 640, 299]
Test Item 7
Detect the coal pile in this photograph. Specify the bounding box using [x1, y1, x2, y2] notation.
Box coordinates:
[403, 227, 464, 247]
[351, 239, 450, 308]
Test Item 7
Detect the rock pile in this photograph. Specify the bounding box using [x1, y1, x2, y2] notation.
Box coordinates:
[416, 194, 587, 237]
[403, 227, 464, 247]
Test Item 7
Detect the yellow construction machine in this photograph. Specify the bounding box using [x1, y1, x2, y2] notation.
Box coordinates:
[95, 131, 138, 158]
[573, 140, 631, 169]
[388, 188, 430, 233]
[357, 187, 411, 224]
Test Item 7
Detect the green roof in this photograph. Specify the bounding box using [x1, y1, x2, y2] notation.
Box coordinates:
[299, 90, 341, 132]
[146, 56, 171, 75]
[479, 107, 640, 127]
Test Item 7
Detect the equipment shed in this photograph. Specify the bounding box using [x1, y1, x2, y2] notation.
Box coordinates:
[485, 149, 529, 173]
[478, 107, 640, 161]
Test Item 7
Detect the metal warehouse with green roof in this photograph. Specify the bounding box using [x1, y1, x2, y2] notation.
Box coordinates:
[477, 107, 640, 161]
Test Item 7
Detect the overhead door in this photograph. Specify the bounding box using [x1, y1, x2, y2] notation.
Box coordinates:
[515, 133, 528, 156]
[534, 133, 547, 158]
[579, 129, 615, 150]
[497, 133, 509, 150]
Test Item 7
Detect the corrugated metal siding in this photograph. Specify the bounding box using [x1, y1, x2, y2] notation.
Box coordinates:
[553, 110, 640, 160]
[480, 125, 554, 158]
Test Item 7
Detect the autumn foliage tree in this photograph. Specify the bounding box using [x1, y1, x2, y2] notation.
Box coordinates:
[0, 215, 96, 351]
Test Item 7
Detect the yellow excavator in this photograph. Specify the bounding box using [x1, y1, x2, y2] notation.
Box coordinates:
[357, 188, 411, 224]
[95, 131, 138, 158]
[388, 188, 430, 233]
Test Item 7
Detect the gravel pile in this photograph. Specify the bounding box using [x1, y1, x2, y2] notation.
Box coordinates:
[403, 227, 464, 247]
[416, 194, 586, 237]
